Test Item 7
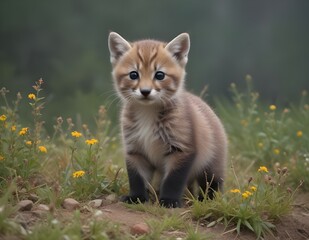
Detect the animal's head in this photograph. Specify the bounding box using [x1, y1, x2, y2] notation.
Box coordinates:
[108, 32, 190, 105]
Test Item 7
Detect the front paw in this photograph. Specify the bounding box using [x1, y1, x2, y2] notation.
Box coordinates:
[120, 195, 148, 204]
[159, 198, 181, 208]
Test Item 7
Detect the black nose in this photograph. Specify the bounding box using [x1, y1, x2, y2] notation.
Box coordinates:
[140, 89, 151, 97]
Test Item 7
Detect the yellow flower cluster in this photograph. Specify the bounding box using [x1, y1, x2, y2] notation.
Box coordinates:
[38, 146, 47, 153]
[269, 105, 276, 111]
[72, 170, 85, 178]
[85, 138, 98, 145]
[11, 125, 16, 131]
[71, 131, 82, 138]
[258, 166, 268, 173]
[0, 155, 4, 161]
[28, 93, 36, 100]
[273, 148, 280, 155]
[19, 127, 28, 136]
[242, 191, 253, 199]
[257, 142, 263, 148]
[26, 141, 32, 146]
[230, 187, 257, 199]
[296, 131, 303, 137]
[0, 114, 7, 121]
[230, 189, 241, 194]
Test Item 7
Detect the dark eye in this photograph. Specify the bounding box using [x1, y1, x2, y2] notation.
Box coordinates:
[154, 71, 165, 81]
[129, 71, 139, 80]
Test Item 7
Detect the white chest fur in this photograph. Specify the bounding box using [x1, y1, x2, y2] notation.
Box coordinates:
[123, 107, 167, 166]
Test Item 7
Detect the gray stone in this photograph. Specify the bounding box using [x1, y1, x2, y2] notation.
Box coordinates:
[62, 198, 80, 211]
[28, 193, 39, 202]
[88, 199, 102, 208]
[37, 204, 50, 211]
[17, 200, 33, 211]
[105, 194, 117, 203]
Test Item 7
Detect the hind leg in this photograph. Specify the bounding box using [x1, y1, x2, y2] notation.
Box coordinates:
[197, 168, 223, 201]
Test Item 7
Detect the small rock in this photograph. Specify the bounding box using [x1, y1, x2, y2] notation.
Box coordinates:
[37, 204, 50, 211]
[17, 200, 33, 211]
[62, 198, 80, 211]
[105, 194, 117, 203]
[32, 210, 46, 217]
[94, 210, 103, 217]
[101, 199, 112, 206]
[130, 223, 150, 235]
[28, 193, 39, 202]
[88, 199, 102, 208]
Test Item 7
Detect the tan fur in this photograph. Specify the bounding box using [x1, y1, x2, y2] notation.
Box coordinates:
[108, 32, 227, 203]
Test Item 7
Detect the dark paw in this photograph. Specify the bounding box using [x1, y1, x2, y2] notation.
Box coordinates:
[159, 198, 181, 208]
[120, 195, 148, 204]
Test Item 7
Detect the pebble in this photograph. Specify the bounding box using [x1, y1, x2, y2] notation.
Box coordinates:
[37, 204, 50, 211]
[17, 200, 33, 211]
[62, 198, 80, 211]
[130, 222, 151, 235]
[105, 194, 117, 203]
[88, 199, 103, 208]
[28, 193, 39, 202]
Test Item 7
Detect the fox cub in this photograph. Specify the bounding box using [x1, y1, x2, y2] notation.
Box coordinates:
[108, 32, 227, 208]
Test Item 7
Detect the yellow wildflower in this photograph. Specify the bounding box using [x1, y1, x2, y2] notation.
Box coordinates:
[258, 142, 263, 148]
[269, 105, 276, 111]
[25, 141, 32, 146]
[258, 166, 268, 173]
[296, 131, 303, 137]
[71, 131, 82, 138]
[0, 155, 4, 161]
[85, 138, 98, 145]
[242, 191, 253, 199]
[250, 186, 257, 192]
[38, 146, 47, 153]
[0, 115, 7, 121]
[273, 148, 280, 155]
[230, 189, 241, 194]
[72, 170, 85, 178]
[242, 192, 250, 199]
[11, 125, 16, 131]
[19, 127, 28, 136]
[28, 93, 36, 100]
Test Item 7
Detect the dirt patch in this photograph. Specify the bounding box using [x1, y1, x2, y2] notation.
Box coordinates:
[274, 193, 309, 240]
[12, 193, 309, 239]
[97, 193, 309, 240]
[100, 203, 152, 231]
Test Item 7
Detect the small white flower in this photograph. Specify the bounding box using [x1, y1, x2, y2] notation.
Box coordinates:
[51, 219, 59, 225]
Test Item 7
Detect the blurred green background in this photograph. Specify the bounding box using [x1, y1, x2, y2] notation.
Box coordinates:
[0, 1, 308, 131]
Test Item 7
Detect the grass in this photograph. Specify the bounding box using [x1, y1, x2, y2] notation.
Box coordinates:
[0, 77, 308, 239]
[216, 75, 309, 190]
[190, 165, 299, 239]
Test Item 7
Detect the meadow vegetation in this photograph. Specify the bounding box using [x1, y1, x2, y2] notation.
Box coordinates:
[0, 77, 308, 239]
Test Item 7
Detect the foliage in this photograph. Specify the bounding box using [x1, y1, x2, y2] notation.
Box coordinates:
[0, 80, 126, 204]
[0, 78, 307, 239]
[191, 165, 301, 239]
[215, 75, 309, 190]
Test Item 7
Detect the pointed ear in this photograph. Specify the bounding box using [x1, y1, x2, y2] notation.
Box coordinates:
[165, 33, 190, 65]
[108, 32, 132, 64]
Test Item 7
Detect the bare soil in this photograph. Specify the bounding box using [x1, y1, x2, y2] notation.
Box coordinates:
[13, 193, 309, 240]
